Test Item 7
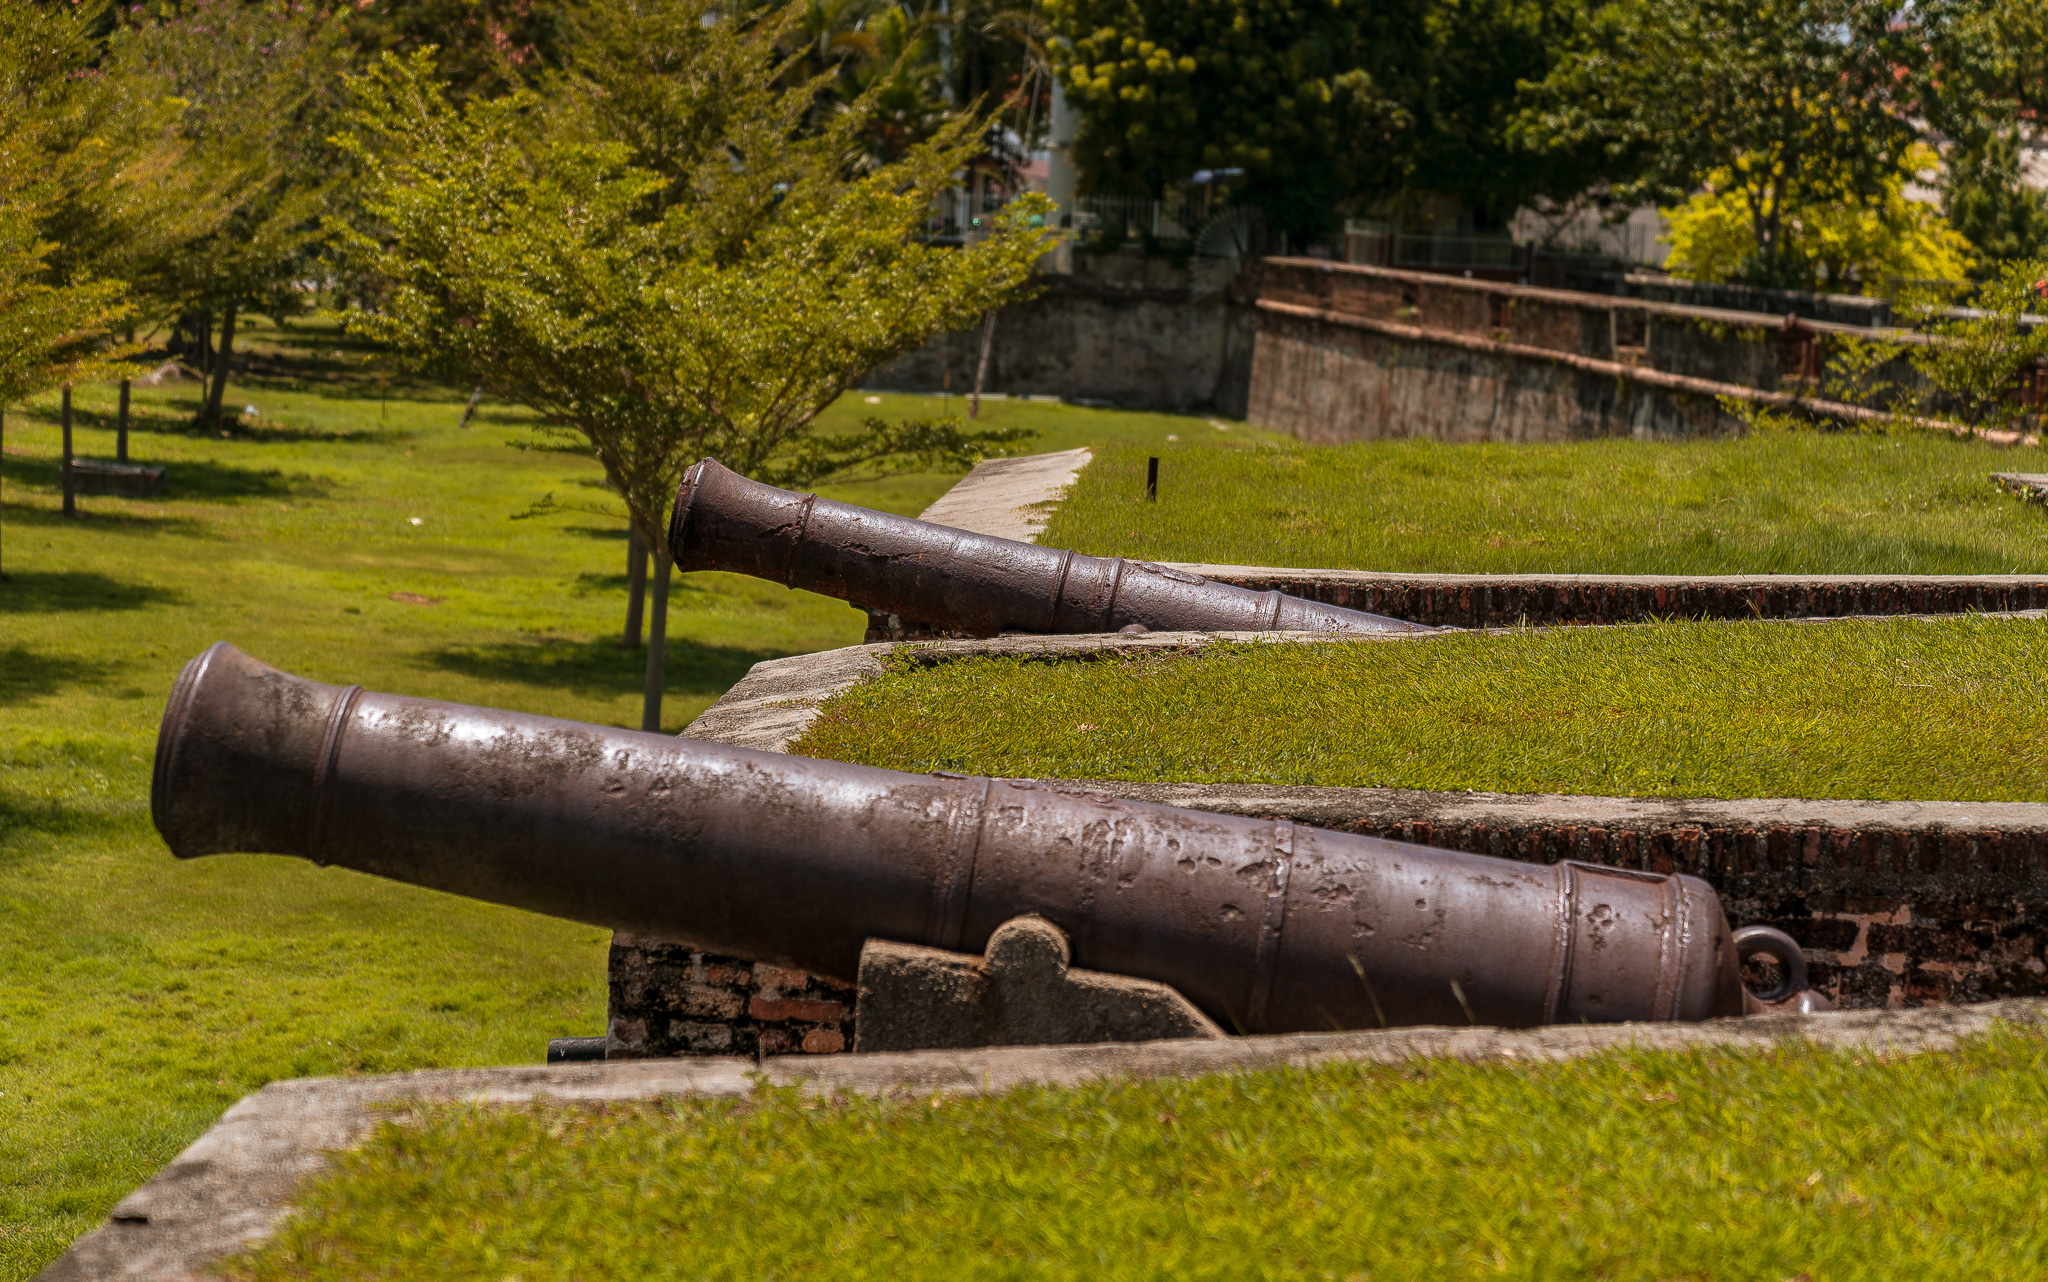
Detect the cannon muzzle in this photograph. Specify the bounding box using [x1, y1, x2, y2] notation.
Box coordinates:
[154, 643, 1761, 1032]
[667, 458, 1427, 637]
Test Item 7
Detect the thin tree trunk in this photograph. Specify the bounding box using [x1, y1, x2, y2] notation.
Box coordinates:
[61, 386, 75, 517]
[640, 550, 672, 732]
[203, 305, 238, 427]
[194, 314, 212, 379]
[622, 529, 648, 649]
[118, 379, 131, 463]
[970, 311, 997, 418]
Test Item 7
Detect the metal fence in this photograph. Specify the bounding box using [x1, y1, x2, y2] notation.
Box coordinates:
[1345, 218, 1666, 274]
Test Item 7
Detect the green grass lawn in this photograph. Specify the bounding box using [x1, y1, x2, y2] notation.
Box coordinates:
[223, 1026, 2048, 1281]
[795, 617, 2048, 802]
[1043, 435, 2048, 574]
[0, 318, 1208, 1279]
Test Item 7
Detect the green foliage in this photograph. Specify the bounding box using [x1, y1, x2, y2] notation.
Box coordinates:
[1044, 0, 1603, 233]
[1034, 434, 2048, 577]
[0, 1, 136, 405]
[797, 618, 2048, 801]
[1045, 0, 1414, 235]
[1906, 0, 2048, 273]
[1903, 260, 2048, 432]
[1664, 147, 1974, 295]
[1518, 0, 1917, 288]
[227, 1029, 2048, 1280]
[342, 0, 577, 102]
[334, 2, 1056, 552]
[1943, 130, 2048, 274]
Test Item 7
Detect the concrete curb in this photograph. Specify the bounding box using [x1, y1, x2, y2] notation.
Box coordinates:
[39, 1000, 2048, 1281]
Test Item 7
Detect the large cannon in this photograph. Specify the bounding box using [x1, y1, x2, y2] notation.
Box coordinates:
[153, 644, 1813, 1034]
[667, 458, 1428, 637]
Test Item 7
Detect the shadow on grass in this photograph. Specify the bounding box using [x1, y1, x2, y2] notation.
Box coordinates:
[424, 635, 786, 701]
[36, 403, 413, 448]
[1, 452, 333, 502]
[0, 571, 184, 614]
[0, 645, 118, 706]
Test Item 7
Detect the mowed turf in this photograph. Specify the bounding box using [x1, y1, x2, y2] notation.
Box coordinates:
[223, 1028, 2048, 1282]
[795, 618, 2048, 802]
[0, 318, 1206, 1279]
[1043, 435, 2048, 574]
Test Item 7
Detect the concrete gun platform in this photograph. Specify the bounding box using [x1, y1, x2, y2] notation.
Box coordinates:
[37, 999, 2048, 1281]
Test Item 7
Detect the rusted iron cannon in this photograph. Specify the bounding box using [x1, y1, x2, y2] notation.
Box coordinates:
[153, 643, 1812, 1033]
[666, 458, 1428, 636]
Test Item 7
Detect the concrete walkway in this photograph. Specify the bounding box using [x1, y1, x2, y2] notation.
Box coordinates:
[38, 1000, 2048, 1281]
[915, 446, 1092, 542]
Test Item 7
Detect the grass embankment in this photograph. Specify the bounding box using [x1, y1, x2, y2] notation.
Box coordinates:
[1045, 435, 2048, 574]
[0, 318, 1205, 1278]
[796, 618, 2048, 802]
[226, 1028, 2048, 1281]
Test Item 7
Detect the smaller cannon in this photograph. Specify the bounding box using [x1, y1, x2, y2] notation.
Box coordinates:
[666, 458, 1428, 637]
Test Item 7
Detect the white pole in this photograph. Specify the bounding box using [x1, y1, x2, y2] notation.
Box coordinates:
[1047, 77, 1078, 273]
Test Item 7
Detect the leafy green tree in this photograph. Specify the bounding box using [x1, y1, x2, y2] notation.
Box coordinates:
[1045, 0, 1418, 237]
[343, 0, 576, 102]
[1908, 0, 2048, 273]
[0, 1, 135, 572]
[1903, 260, 2048, 434]
[118, 1, 353, 427]
[334, 1, 1054, 730]
[1516, 0, 1917, 288]
[1665, 148, 1974, 294]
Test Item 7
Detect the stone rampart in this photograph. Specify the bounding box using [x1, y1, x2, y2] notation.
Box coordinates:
[866, 251, 1258, 414]
[1245, 258, 1944, 443]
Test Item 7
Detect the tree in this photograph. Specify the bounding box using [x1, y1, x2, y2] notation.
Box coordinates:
[1044, 0, 1418, 238]
[1907, 0, 2048, 273]
[0, 1, 135, 573]
[1665, 148, 1974, 293]
[118, 0, 352, 428]
[1902, 260, 2048, 435]
[1515, 0, 1917, 288]
[334, 1, 1055, 732]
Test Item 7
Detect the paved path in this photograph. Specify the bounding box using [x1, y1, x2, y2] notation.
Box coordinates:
[916, 446, 1092, 542]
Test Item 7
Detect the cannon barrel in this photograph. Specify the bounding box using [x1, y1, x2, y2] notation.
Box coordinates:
[153, 643, 1752, 1033]
[666, 458, 1427, 637]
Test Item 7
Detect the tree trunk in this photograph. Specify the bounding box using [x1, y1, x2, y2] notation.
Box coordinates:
[970, 311, 996, 418]
[203, 305, 238, 428]
[640, 550, 672, 732]
[194, 314, 212, 379]
[61, 386, 75, 517]
[622, 529, 648, 649]
[118, 379, 131, 463]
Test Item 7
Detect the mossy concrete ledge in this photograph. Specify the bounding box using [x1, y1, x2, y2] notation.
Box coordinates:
[37, 1001, 2048, 1282]
[864, 570, 2048, 638]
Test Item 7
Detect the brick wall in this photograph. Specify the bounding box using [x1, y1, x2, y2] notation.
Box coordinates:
[606, 933, 855, 1060]
[860, 572, 2048, 640]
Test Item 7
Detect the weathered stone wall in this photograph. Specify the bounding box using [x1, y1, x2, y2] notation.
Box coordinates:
[606, 934, 855, 1060]
[1244, 258, 1932, 444]
[866, 251, 1258, 415]
[1246, 306, 1740, 444]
